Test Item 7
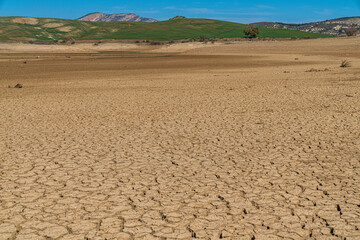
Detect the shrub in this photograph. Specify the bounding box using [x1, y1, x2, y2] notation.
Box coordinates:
[340, 59, 351, 68]
[199, 36, 209, 42]
[345, 27, 357, 36]
[244, 24, 259, 38]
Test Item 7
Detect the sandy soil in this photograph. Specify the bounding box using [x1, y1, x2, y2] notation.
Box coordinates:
[0, 42, 153, 53]
[0, 38, 360, 239]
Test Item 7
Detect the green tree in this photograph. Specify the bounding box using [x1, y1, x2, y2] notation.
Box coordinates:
[244, 24, 260, 38]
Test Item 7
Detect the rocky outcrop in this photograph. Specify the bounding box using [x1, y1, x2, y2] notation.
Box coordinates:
[253, 17, 360, 36]
[78, 12, 157, 23]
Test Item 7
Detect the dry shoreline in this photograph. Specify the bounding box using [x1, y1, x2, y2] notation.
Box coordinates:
[0, 37, 359, 239]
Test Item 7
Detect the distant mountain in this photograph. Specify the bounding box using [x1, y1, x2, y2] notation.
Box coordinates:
[78, 12, 157, 23]
[253, 17, 360, 36]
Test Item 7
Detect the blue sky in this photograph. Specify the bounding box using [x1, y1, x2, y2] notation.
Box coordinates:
[0, 0, 359, 23]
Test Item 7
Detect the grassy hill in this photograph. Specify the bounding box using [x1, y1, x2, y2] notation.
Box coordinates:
[0, 17, 332, 42]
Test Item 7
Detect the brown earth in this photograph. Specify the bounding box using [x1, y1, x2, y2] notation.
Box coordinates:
[0, 38, 360, 240]
[43, 23, 64, 28]
[12, 17, 39, 25]
[57, 26, 74, 32]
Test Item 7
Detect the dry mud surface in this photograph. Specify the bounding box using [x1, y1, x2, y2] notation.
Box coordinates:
[0, 38, 360, 239]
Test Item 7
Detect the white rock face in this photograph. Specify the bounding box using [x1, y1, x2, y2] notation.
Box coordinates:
[78, 12, 158, 23]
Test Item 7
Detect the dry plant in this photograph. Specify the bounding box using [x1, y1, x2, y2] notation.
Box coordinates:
[340, 59, 351, 68]
[345, 27, 357, 37]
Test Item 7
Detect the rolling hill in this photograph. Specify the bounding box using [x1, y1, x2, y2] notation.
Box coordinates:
[0, 17, 332, 42]
[253, 17, 360, 36]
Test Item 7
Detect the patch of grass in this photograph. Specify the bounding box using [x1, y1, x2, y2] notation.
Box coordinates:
[0, 17, 333, 42]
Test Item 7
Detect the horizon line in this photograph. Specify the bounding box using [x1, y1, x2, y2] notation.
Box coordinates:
[0, 14, 359, 25]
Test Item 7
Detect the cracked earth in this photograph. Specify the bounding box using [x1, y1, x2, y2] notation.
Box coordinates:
[0, 38, 360, 239]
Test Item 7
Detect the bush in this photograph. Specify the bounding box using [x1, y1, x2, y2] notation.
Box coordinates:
[340, 59, 351, 68]
[345, 27, 357, 36]
[199, 36, 209, 42]
[244, 24, 259, 38]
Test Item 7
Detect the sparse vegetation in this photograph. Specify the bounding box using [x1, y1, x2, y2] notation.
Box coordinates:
[199, 35, 209, 42]
[340, 59, 351, 68]
[244, 24, 259, 38]
[345, 27, 357, 36]
[306, 68, 330, 72]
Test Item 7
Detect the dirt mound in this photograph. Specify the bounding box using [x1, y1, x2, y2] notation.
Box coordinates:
[170, 16, 186, 20]
[13, 17, 39, 25]
[43, 23, 64, 28]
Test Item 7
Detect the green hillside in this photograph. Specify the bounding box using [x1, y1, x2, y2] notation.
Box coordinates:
[0, 17, 332, 42]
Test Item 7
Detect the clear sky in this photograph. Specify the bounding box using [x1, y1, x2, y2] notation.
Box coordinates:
[0, 0, 359, 23]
